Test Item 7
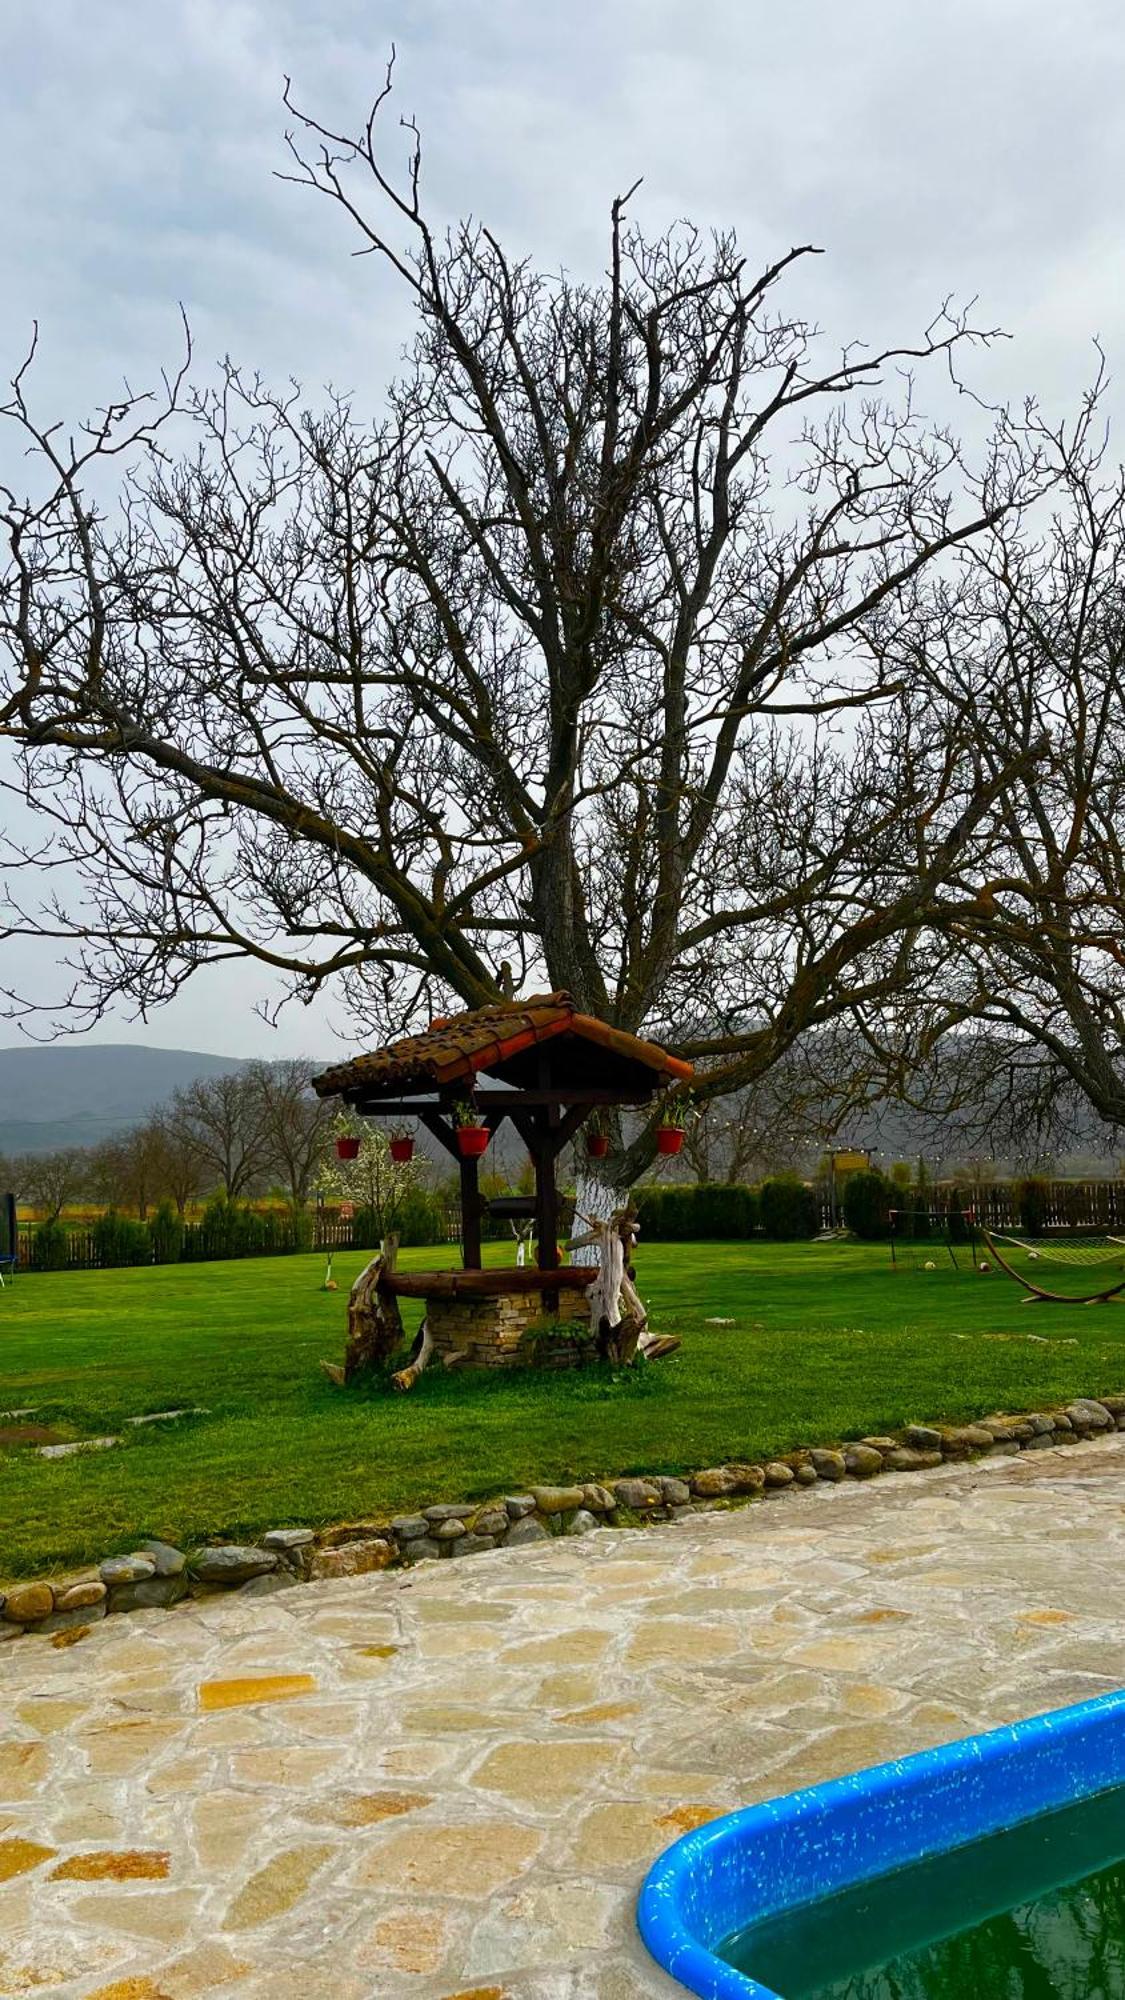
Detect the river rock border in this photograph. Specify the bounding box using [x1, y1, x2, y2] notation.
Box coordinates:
[3, 1395, 1123, 1643]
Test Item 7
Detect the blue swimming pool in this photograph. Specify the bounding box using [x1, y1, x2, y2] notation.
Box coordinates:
[637, 1689, 1125, 1998]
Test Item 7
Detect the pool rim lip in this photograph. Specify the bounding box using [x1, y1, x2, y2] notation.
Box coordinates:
[636, 1685, 1125, 2000]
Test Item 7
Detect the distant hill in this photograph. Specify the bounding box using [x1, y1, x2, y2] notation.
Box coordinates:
[0, 1044, 248, 1155]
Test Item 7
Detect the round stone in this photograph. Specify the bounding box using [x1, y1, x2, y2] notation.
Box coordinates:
[1066, 1400, 1113, 1431]
[810, 1449, 846, 1482]
[54, 1579, 107, 1611]
[690, 1467, 739, 1498]
[843, 1445, 884, 1479]
[390, 1516, 429, 1542]
[504, 1515, 549, 1546]
[191, 1546, 278, 1585]
[565, 1510, 599, 1536]
[100, 1555, 156, 1587]
[613, 1478, 661, 1509]
[3, 1582, 54, 1624]
[764, 1462, 795, 1487]
[531, 1485, 586, 1514]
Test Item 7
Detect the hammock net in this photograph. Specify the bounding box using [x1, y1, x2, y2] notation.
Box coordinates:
[987, 1233, 1125, 1269]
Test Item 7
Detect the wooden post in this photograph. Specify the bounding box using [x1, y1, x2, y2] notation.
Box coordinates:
[460, 1152, 483, 1270]
[534, 1108, 560, 1273]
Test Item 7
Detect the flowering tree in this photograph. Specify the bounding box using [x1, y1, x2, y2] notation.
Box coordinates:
[318, 1114, 422, 1240]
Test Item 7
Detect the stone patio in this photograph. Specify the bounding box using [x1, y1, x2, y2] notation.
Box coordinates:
[4, 1435, 1125, 1998]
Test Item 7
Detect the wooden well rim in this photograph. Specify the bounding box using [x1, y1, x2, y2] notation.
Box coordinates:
[383, 1266, 598, 1299]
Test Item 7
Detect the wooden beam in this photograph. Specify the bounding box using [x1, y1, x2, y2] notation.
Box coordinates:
[547, 1102, 593, 1157]
[416, 1108, 461, 1161]
[349, 1088, 651, 1114]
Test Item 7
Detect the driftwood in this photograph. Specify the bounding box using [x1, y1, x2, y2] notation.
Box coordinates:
[570, 1204, 681, 1364]
[320, 1237, 405, 1386]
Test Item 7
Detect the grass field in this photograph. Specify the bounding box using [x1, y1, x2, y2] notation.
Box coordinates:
[3, 1238, 1125, 1578]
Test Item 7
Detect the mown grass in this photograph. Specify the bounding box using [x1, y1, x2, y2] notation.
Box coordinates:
[2, 1238, 1124, 1577]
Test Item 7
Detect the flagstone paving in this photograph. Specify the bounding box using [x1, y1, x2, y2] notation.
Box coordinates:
[4, 1435, 1125, 1997]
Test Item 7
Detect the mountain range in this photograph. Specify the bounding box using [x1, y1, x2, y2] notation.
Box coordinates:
[0, 1044, 248, 1156]
[0, 1038, 1119, 1177]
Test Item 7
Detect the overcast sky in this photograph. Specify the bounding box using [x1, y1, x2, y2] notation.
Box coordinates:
[2, 0, 1124, 1058]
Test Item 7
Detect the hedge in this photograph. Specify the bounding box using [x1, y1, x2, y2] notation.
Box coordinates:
[633, 1183, 759, 1241]
[758, 1175, 819, 1240]
[842, 1169, 892, 1241]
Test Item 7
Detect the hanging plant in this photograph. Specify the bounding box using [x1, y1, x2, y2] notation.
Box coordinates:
[389, 1123, 415, 1163]
[585, 1108, 610, 1158]
[655, 1099, 686, 1156]
[335, 1134, 361, 1161]
[451, 1098, 490, 1158]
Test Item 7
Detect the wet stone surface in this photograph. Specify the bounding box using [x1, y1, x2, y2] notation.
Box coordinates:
[3, 1435, 1125, 1995]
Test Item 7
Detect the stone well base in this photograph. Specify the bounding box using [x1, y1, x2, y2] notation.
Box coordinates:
[426, 1284, 592, 1369]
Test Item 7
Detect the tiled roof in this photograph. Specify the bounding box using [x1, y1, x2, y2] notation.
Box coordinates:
[311, 992, 693, 1099]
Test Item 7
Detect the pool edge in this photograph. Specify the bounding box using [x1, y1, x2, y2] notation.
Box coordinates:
[637, 1687, 1125, 1999]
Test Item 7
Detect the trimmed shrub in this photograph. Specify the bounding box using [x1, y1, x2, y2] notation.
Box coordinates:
[758, 1175, 818, 1240]
[181, 1194, 314, 1262]
[1017, 1176, 1050, 1235]
[148, 1201, 184, 1265]
[92, 1208, 151, 1268]
[634, 1183, 758, 1240]
[29, 1217, 69, 1271]
[842, 1169, 892, 1241]
[946, 1190, 970, 1243]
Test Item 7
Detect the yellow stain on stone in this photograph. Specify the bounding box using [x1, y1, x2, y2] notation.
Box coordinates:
[0, 1836, 56, 1881]
[357, 1644, 398, 1658]
[197, 1673, 317, 1711]
[0, 1740, 49, 1798]
[439, 1990, 505, 2000]
[361, 1909, 450, 1975]
[1018, 1608, 1076, 1627]
[16, 1698, 88, 1735]
[313, 1790, 433, 1827]
[51, 1624, 93, 1649]
[221, 1843, 335, 1930]
[51, 1848, 171, 1882]
[656, 1803, 723, 1835]
[558, 1701, 639, 1727]
[86, 1982, 170, 2000]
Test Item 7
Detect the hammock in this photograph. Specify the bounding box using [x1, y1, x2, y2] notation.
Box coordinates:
[981, 1226, 1125, 1305]
[988, 1232, 1125, 1268]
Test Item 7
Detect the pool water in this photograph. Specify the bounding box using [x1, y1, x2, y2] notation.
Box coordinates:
[722, 1780, 1125, 1998]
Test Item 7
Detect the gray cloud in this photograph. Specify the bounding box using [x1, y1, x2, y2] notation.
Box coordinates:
[2, 0, 1122, 1053]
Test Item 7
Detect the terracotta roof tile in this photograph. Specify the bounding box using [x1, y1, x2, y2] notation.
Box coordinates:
[311, 992, 692, 1099]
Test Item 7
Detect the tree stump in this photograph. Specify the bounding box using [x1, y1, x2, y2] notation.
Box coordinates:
[320, 1240, 405, 1385]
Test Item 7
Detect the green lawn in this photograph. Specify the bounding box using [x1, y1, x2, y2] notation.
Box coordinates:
[2, 1239, 1124, 1578]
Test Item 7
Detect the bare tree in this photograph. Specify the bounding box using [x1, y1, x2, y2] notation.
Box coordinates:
[844, 392, 1125, 1151]
[0, 63, 1053, 1182]
[86, 1123, 167, 1219]
[14, 1146, 87, 1219]
[250, 1057, 337, 1207]
[148, 1110, 207, 1218]
[163, 1072, 271, 1201]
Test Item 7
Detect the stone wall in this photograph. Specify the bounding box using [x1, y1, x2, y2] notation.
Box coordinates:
[3, 1395, 1124, 1643]
[426, 1283, 592, 1370]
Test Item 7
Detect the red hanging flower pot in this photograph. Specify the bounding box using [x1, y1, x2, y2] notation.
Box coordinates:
[335, 1135, 361, 1161]
[389, 1135, 415, 1163]
[456, 1124, 490, 1158]
[656, 1125, 685, 1156]
[586, 1132, 610, 1159]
